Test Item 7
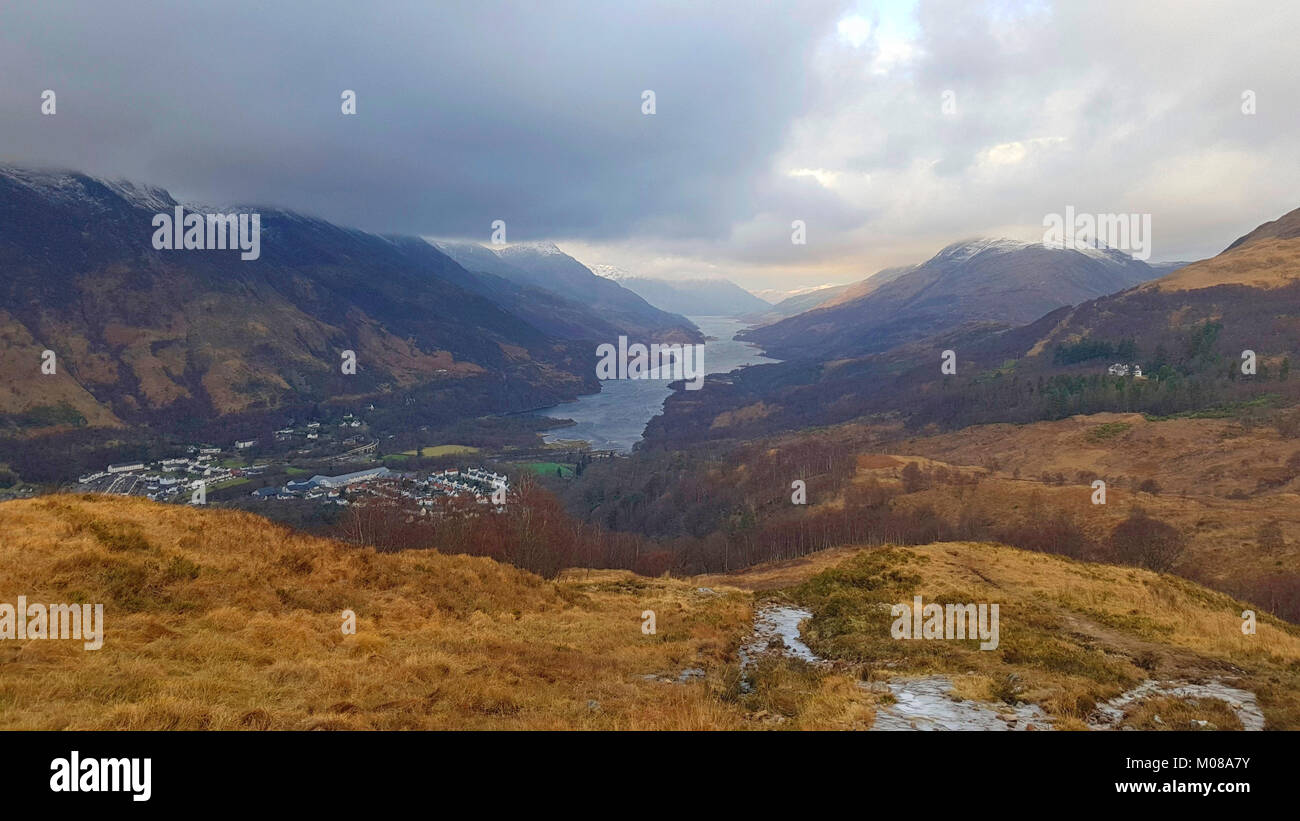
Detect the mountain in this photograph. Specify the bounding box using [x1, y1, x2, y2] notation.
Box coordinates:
[416, 241, 625, 342]
[741, 283, 850, 325]
[0, 167, 597, 437]
[1144, 206, 1300, 292]
[433, 240, 701, 343]
[645, 208, 1300, 447]
[815, 264, 917, 307]
[740, 238, 1160, 361]
[590, 268, 769, 317]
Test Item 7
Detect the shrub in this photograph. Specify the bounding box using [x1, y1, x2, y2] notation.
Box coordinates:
[1108, 509, 1186, 572]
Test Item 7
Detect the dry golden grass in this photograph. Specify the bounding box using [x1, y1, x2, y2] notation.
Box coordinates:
[1146, 237, 1300, 292]
[782, 542, 1300, 728]
[4, 495, 1296, 730]
[884, 412, 1300, 588]
[0, 496, 753, 730]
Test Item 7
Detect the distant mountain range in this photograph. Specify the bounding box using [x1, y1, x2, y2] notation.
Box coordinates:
[433, 241, 700, 342]
[740, 238, 1163, 361]
[741, 283, 851, 324]
[589, 266, 770, 317]
[646, 215, 1295, 446]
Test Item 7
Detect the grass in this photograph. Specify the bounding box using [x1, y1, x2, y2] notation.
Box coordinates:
[0, 496, 752, 729]
[401, 445, 479, 457]
[1085, 421, 1132, 442]
[207, 477, 249, 490]
[782, 542, 1300, 729]
[521, 461, 574, 477]
[3, 496, 1298, 730]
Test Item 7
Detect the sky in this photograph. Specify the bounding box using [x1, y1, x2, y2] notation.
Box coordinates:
[2, 0, 1298, 295]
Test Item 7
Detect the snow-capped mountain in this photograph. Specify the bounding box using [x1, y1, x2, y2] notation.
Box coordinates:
[740, 237, 1160, 361]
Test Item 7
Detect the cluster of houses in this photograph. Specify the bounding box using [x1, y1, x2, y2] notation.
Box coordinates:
[275, 414, 364, 444]
[1106, 362, 1144, 378]
[78, 444, 267, 501]
[249, 466, 510, 510]
[417, 468, 508, 505]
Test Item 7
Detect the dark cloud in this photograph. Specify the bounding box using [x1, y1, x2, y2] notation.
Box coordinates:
[0, 0, 845, 243]
[1, 0, 1298, 293]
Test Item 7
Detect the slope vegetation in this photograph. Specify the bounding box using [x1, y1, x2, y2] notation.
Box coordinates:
[3, 496, 1297, 729]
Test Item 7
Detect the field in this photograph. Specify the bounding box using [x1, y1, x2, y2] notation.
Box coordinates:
[402, 445, 479, 457]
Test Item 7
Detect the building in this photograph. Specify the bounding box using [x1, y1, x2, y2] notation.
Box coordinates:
[1107, 363, 1144, 377]
[235, 439, 258, 449]
[306, 467, 393, 489]
[107, 461, 144, 474]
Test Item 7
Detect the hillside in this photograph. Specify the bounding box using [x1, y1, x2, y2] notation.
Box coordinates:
[647, 208, 1300, 444]
[1144, 206, 1300, 292]
[740, 239, 1159, 361]
[743, 283, 850, 325]
[591, 269, 770, 317]
[2, 495, 1296, 729]
[0, 495, 749, 730]
[0, 167, 597, 436]
[433, 240, 701, 343]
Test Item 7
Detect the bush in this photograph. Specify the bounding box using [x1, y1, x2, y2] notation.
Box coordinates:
[1256, 519, 1285, 553]
[1108, 509, 1186, 571]
[1136, 478, 1161, 495]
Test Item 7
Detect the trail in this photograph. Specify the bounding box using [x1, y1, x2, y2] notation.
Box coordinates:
[738, 600, 1265, 730]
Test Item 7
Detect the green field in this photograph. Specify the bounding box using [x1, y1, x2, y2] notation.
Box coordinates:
[521, 461, 574, 477]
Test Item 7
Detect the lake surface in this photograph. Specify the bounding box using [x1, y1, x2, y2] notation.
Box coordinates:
[536, 316, 777, 451]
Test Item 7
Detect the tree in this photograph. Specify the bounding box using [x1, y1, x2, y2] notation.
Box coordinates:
[900, 461, 928, 493]
[1108, 508, 1186, 572]
[1256, 519, 1285, 553]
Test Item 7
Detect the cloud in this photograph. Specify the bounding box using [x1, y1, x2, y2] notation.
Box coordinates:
[0, 0, 1297, 292]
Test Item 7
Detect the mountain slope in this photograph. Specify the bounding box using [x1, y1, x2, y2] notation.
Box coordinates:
[591, 268, 769, 317]
[3, 494, 1295, 729]
[743, 284, 850, 325]
[741, 239, 1159, 360]
[418, 241, 625, 342]
[434, 240, 701, 343]
[647, 207, 1300, 445]
[0, 495, 750, 730]
[1145, 206, 1300, 292]
[0, 167, 596, 434]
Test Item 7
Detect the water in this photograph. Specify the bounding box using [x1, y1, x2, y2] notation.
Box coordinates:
[536, 316, 777, 451]
[739, 604, 822, 668]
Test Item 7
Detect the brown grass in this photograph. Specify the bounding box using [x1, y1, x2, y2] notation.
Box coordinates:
[0, 496, 751, 729]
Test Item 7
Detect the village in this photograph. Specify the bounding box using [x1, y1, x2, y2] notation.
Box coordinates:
[74, 412, 510, 510]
